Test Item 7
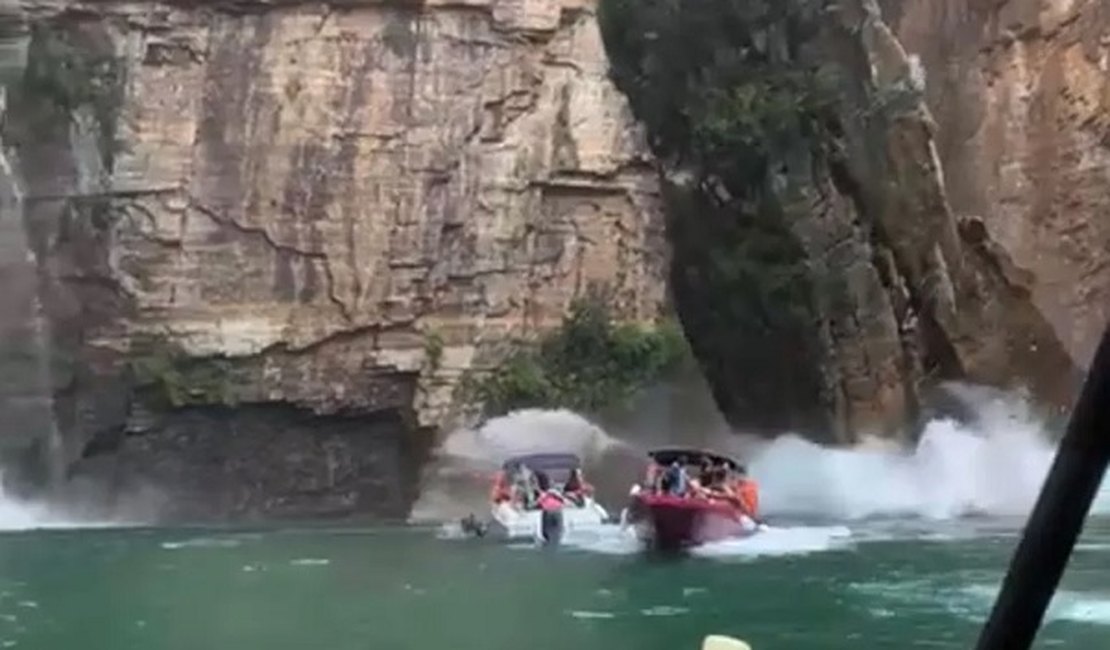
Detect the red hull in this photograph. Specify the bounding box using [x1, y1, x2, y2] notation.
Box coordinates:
[628, 494, 752, 550]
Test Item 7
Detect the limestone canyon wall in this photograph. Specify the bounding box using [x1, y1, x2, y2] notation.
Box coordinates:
[0, 0, 1104, 520]
[1, 0, 667, 520]
[598, 0, 1084, 443]
[884, 0, 1110, 369]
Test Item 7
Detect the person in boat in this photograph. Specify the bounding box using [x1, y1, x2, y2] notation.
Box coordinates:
[661, 458, 690, 496]
[687, 457, 712, 498]
[696, 458, 740, 504]
[510, 461, 539, 509]
[490, 468, 512, 505]
[563, 467, 593, 506]
[717, 461, 739, 499]
[535, 470, 566, 511]
[648, 460, 665, 494]
[695, 457, 719, 495]
[735, 465, 760, 520]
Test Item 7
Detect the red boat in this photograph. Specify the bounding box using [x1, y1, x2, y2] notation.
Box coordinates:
[621, 448, 762, 551]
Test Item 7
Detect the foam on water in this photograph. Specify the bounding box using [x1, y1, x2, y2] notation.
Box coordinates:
[289, 558, 330, 566]
[160, 537, 243, 550]
[750, 384, 1110, 521]
[496, 520, 855, 561]
[1048, 591, 1110, 626]
[954, 584, 1110, 626]
[855, 581, 1110, 627]
[689, 524, 854, 560]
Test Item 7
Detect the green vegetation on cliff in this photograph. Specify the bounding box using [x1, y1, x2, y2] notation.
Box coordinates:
[127, 337, 240, 409]
[597, 0, 837, 432]
[599, 0, 833, 183]
[463, 295, 687, 418]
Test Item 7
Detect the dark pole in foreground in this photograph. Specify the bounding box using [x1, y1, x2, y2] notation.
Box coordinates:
[975, 324, 1110, 650]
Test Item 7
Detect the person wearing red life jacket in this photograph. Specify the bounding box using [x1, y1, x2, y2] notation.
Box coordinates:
[535, 470, 566, 511]
[563, 468, 594, 506]
[489, 470, 512, 505]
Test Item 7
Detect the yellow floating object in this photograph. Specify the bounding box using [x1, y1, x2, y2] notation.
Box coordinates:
[702, 634, 752, 650]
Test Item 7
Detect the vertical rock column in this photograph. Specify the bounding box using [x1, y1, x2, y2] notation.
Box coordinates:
[0, 8, 62, 494]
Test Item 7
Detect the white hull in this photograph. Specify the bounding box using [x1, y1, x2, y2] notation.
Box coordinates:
[490, 499, 610, 542]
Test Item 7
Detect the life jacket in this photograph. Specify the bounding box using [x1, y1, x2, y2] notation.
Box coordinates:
[737, 479, 759, 518]
[537, 490, 564, 511]
[490, 471, 511, 503]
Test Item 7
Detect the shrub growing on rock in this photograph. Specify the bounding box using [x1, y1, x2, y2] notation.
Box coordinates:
[466, 296, 687, 418]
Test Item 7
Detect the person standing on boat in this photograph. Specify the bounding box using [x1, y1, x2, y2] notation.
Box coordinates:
[535, 471, 565, 511]
[563, 468, 593, 506]
[663, 459, 689, 496]
[511, 462, 538, 509]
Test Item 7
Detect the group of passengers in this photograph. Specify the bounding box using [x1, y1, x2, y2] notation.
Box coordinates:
[491, 463, 594, 511]
[646, 456, 760, 518]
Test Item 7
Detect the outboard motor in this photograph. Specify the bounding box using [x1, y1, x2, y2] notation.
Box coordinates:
[539, 508, 564, 546]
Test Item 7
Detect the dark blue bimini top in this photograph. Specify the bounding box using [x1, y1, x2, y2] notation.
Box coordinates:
[502, 453, 582, 472]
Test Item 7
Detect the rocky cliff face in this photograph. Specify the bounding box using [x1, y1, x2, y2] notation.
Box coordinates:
[1, 0, 667, 520]
[598, 0, 1082, 443]
[1, 0, 1103, 519]
[882, 0, 1110, 371]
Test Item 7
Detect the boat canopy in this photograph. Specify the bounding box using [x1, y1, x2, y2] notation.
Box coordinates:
[501, 453, 582, 473]
[647, 447, 742, 470]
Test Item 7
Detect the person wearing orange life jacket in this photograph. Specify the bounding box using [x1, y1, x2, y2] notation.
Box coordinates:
[735, 466, 760, 521]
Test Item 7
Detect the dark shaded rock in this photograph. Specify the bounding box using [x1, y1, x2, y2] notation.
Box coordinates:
[598, 0, 1080, 443]
[65, 403, 427, 521]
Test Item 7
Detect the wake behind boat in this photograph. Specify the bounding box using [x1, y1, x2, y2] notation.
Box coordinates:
[621, 448, 763, 551]
[464, 452, 610, 545]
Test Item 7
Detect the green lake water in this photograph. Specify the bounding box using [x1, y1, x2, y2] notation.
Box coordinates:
[1, 518, 1108, 650]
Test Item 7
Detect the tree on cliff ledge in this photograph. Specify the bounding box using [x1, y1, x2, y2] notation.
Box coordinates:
[463, 293, 688, 418]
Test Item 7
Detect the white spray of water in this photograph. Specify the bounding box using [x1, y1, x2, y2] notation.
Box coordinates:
[0, 471, 135, 531]
[0, 489, 107, 531]
[750, 386, 1110, 521]
[438, 408, 627, 466]
[410, 409, 628, 523]
[854, 581, 1110, 627]
[0, 494, 68, 530]
[419, 384, 1110, 558]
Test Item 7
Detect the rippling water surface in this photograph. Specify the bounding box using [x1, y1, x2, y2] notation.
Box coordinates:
[0, 517, 1108, 650]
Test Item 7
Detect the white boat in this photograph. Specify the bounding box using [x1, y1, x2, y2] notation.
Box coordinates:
[486, 453, 610, 544]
